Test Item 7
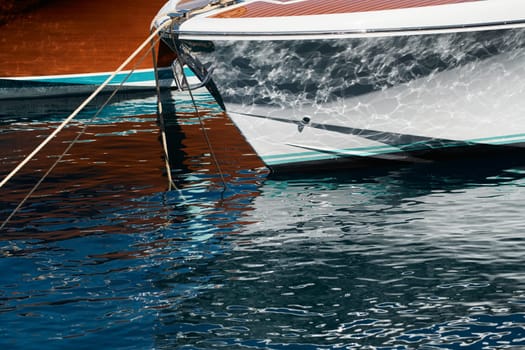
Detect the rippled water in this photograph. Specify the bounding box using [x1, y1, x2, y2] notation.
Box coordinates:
[1, 91, 524, 349]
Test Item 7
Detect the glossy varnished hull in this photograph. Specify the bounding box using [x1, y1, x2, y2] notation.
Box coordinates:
[0, 0, 172, 99]
[154, 0, 525, 172]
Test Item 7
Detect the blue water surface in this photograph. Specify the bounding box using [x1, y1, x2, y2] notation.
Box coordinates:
[1, 91, 524, 349]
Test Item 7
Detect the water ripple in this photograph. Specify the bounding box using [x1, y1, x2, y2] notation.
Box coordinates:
[1, 79, 524, 349]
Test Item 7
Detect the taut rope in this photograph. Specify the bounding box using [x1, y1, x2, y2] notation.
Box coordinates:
[0, 19, 174, 190]
[169, 36, 228, 192]
[150, 30, 177, 191]
[1, 20, 174, 230]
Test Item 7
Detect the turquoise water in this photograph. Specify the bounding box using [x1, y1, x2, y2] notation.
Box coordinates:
[1, 91, 525, 349]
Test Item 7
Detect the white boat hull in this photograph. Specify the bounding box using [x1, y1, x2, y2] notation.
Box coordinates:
[154, 0, 525, 172]
[225, 42, 525, 169]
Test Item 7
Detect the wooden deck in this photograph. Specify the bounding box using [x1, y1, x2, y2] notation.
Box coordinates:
[213, 0, 480, 18]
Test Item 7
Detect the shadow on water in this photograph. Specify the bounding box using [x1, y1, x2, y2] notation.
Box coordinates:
[0, 89, 266, 240]
[150, 156, 525, 350]
[269, 150, 525, 191]
[0, 90, 160, 124]
[0, 89, 273, 348]
[1, 90, 524, 349]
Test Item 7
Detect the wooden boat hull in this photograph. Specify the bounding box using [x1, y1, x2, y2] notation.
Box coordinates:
[0, 68, 176, 100]
[0, 0, 170, 100]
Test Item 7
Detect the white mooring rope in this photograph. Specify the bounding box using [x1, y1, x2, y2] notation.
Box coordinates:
[0, 19, 173, 190]
[169, 36, 228, 192]
[150, 30, 177, 191]
[0, 31, 166, 230]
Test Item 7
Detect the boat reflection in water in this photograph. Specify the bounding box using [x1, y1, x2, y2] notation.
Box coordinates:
[1, 1, 525, 347]
[151, 155, 525, 349]
[0, 90, 266, 348]
[1, 82, 524, 350]
[0, 91, 265, 239]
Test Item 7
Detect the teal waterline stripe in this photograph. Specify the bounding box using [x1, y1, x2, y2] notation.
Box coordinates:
[264, 147, 400, 165]
[265, 150, 390, 166]
[263, 135, 525, 166]
[471, 133, 525, 143]
[263, 144, 400, 160]
[27, 67, 195, 85]
[481, 139, 525, 146]
[32, 70, 156, 85]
